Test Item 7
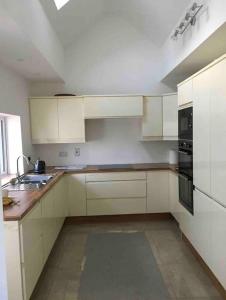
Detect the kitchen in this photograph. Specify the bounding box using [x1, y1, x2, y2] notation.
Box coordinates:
[0, 1, 226, 300]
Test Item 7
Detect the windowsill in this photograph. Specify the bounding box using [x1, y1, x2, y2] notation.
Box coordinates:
[1, 174, 16, 186]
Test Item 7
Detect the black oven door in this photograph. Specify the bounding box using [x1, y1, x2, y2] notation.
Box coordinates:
[179, 173, 193, 215]
[178, 107, 193, 140]
[178, 149, 193, 178]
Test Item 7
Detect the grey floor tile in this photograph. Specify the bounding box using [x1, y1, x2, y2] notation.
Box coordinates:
[31, 220, 224, 300]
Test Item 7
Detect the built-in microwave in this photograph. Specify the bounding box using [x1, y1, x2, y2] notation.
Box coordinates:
[178, 106, 193, 141]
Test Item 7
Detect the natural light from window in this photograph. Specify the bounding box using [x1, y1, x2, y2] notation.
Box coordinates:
[54, 0, 70, 10]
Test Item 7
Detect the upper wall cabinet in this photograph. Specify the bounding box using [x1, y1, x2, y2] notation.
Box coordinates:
[162, 94, 178, 140]
[84, 96, 143, 119]
[142, 96, 163, 140]
[141, 94, 178, 140]
[178, 78, 193, 107]
[29, 97, 85, 144]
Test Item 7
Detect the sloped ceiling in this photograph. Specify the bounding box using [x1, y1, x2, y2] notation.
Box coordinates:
[40, 0, 190, 47]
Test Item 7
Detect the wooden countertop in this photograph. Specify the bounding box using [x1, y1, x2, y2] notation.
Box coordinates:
[3, 164, 178, 222]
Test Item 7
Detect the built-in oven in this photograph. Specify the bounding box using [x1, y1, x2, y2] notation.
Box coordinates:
[178, 140, 193, 214]
[178, 140, 193, 178]
[179, 173, 193, 214]
[178, 106, 193, 141]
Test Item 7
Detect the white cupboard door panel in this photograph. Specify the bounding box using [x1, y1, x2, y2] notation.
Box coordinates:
[58, 97, 85, 143]
[30, 98, 58, 143]
[87, 198, 146, 216]
[54, 178, 67, 232]
[163, 94, 178, 138]
[147, 171, 169, 213]
[142, 97, 163, 137]
[20, 202, 42, 264]
[86, 181, 146, 199]
[193, 189, 213, 266]
[211, 200, 226, 289]
[68, 174, 86, 216]
[42, 189, 56, 263]
[193, 69, 211, 196]
[210, 60, 226, 207]
[86, 172, 146, 182]
[178, 79, 193, 107]
[22, 237, 43, 300]
[84, 96, 143, 118]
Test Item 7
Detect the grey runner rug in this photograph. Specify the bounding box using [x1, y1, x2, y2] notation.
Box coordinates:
[79, 232, 170, 300]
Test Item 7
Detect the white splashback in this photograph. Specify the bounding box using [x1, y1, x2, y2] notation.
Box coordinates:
[34, 118, 177, 166]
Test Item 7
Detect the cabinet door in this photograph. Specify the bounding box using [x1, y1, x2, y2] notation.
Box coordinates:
[147, 171, 169, 213]
[142, 97, 163, 138]
[210, 59, 226, 207]
[162, 94, 178, 139]
[193, 69, 211, 196]
[54, 178, 67, 233]
[68, 174, 86, 216]
[29, 98, 58, 143]
[169, 172, 179, 222]
[20, 202, 43, 300]
[211, 200, 226, 289]
[42, 189, 56, 263]
[84, 96, 143, 118]
[58, 97, 85, 143]
[178, 79, 193, 107]
[193, 189, 213, 266]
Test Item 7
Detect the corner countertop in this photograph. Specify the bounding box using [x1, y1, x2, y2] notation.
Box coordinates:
[3, 163, 178, 222]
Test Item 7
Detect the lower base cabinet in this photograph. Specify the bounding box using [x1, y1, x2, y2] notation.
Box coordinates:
[147, 171, 169, 213]
[68, 174, 86, 216]
[192, 189, 226, 289]
[87, 198, 146, 216]
[4, 178, 67, 300]
[169, 172, 180, 222]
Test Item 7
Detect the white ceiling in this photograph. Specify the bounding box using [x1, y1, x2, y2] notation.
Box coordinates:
[40, 0, 191, 47]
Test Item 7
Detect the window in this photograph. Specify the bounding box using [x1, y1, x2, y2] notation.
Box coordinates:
[53, 0, 70, 10]
[0, 117, 8, 175]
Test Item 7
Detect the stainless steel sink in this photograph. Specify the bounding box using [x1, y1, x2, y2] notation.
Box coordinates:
[3, 174, 54, 191]
[20, 174, 53, 184]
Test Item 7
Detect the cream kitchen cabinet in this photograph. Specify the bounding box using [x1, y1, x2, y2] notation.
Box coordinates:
[193, 55, 226, 207]
[178, 78, 193, 107]
[169, 171, 180, 222]
[58, 97, 85, 143]
[4, 178, 67, 300]
[30, 98, 59, 144]
[142, 96, 163, 139]
[84, 96, 143, 119]
[193, 67, 211, 196]
[162, 94, 178, 140]
[147, 171, 169, 213]
[29, 97, 85, 144]
[193, 189, 226, 289]
[86, 172, 147, 216]
[209, 59, 226, 208]
[68, 174, 86, 216]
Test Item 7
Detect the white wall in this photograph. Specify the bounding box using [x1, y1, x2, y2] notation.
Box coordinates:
[0, 0, 64, 78]
[35, 118, 177, 166]
[161, 0, 226, 80]
[0, 63, 34, 162]
[30, 15, 174, 96]
[30, 15, 176, 166]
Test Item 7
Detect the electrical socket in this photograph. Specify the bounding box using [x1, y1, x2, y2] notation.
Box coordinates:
[59, 151, 68, 158]
[75, 148, 80, 157]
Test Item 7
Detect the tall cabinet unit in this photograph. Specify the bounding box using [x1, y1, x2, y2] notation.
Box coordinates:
[193, 68, 211, 196]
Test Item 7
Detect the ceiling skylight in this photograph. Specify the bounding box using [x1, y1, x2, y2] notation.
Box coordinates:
[54, 0, 70, 10]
